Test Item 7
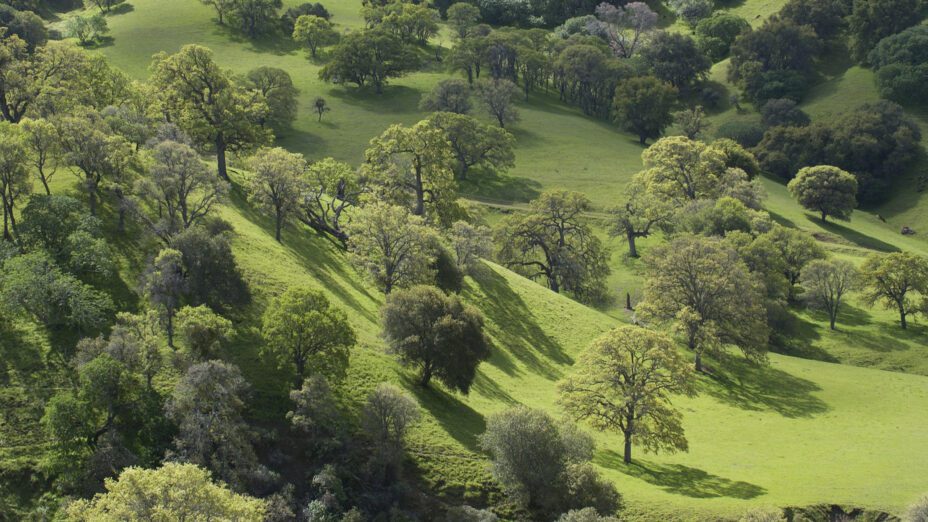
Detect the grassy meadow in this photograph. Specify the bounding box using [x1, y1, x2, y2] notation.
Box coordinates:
[28, 0, 928, 518]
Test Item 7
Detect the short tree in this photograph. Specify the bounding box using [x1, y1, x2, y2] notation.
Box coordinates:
[674, 105, 710, 140]
[788, 165, 858, 223]
[762, 226, 826, 301]
[228, 0, 283, 38]
[419, 79, 473, 114]
[292, 14, 339, 58]
[427, 111, 515, 180]
[261, 286, 356, 386]
[640, 31, 711, 90]
[447, 2, 481, 40]
[287, 375, 344, 455]
[319, 28, 419, 94]
[66, 463, 265, 521]
[142, 248, 187, 348]
[760, 98, 810, 127]
[245, 66, 299, 132]
[83, 0, 124, 13]
[613, 76, 678, 145]
[246, 147, 306, 243]
[65, 14, 109, 46]
[201, 0, 236, 25]
[381, 285, 490, 392]
[668, 0, 714, 26]
[345, 202, 435, 293]
[638, 236, 768, 372]
[559, 326, 695, 464]
[449, 220, 492, 273]
[860, 252, 928, 329]
[166, 361, 266, 491]
[313, 96, 330, 122]
[176, 305, 233, 360]
[475, 78, 519, 128]
[361, 383, 420, 480]
[801, 259, 858, 330]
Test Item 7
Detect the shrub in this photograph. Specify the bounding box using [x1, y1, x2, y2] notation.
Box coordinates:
[715, 121, 764, 147]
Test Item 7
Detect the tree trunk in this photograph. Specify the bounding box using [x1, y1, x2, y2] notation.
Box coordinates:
[627, 231, 639, 258]
[419, 365, 432, 387]
[216, 135, 229, 181]
[821, 211, 828, 222]
[1, 196, 10, 242]
[829, 312, 836, 331]
[166, 310, 175, 349]
[623, 431, 632, 464]
[39, 172, 51, 195]
[900, 307, 907, 329]
[275, 207, 283, 242]
[639, 135, 647, 145]
[695, 352, 703, 373]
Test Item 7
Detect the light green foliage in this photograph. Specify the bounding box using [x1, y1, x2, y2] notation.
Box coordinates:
[65, 463, 266, 521]
[861, 252, 928, 329]
[381, 285, 490, 393]
[761, 226, 827, 301]
[150, 45, 271, 180]
[449, 220, 492, 273]
[0, 121, 29, 240]
[244, 66, 299, 132]
[66, 14, 109, 46]
[496, 190, 610, 303]
[142, 248, 186, 347]
[363, 119, 457, 222]
[362, 1, 439, 45]
[427, 111, 515, 180]
[609, 176, 674, 258]
[200, 0, 236, 25]
[674, 105, 710, 140]
[176, 305, 233, 361]
[739, 509, 787, 522]
[447, 2, 481, 40]
[261, 286, 355, 385]
[613, 76, 677, 145]
[287, 375, 344, 454]
[788, 165, 858, 222]
[638, 236, 768, 371]
[292, 14, 339, 58]
[246, 146, 306, 242]
[638, 136, 727, 205]
[801, 259, 859, 331]
[83, 0, 125, 13]
[558, 508, 620, 522]
[345, 202, 436, 294]
[695, 12, 750, 62]
[300, 157, 365, 244]
[560, 326, 695, 464]
[19, 118, 60, 194]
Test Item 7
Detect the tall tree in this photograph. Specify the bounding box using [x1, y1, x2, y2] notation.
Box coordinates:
[419, 78, 473, 114]
[261, 287, 356, 387]
[761, 226, 826, 301]
[319, 28, 419, 94]
[848, 0, 923, 61]
[496, 190, 610, 303]
[475, 78, 519, 128]
[142, 248, 187, 348]
[788, 165, 858, 222]
[860, 252, 928, 329]
[638, 136, 727, 205]
[246, 147, 306, 243]
[229, 0, 282, 37]
[381, 285, 490, 392]
[150, 45, 271, 181]
[0, 121, 29, 241]
[613, 76, 677, 145]
[363, 120, 456, 222]
[801, 259, 858, 330]
[608, 177, 673, 258]
[447, 2, 481, 40]
[559, 326, 695, 464]
[20, 118, 59, 195]
[345, 202, 435, 294]
[594, 2, 658, 58]
[640, 31, 711, 90]
[638, 236, 769, 372]
[244, 66, 298, 132]
[139, 140, 228, 239]
[292, 14, 339, 58]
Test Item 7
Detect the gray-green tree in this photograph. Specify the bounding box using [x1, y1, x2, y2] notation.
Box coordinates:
[246, 147, 306, 243]
[447, 2, 481, 40]
[142, 248, 187, 348]
[559, 326, 695, 464]
[860, 252, 928, 329]
[300, 157, 366, 244]
[801, 259, 858, 330]
[361, 383, 420, 481]
[381, 285, 490, 392]
[419, 79, 473, 114]
[0, 121, 29, 240]
[475, 78, 519, 128]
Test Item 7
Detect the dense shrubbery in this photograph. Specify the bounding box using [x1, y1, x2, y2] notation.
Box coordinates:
[869, 26, 928, 104]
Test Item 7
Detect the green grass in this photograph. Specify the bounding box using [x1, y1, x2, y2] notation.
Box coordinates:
[38, 0, 928, 518]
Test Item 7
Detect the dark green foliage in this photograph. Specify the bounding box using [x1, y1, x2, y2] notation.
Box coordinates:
[419, 78, 473, 114]
[381, 285, 490, 393]
[778, 0, 850, 40]
[640, 31, 711, 90]
[245, 67, 299, 132]
[754, 101, 921, 202]
[848, 0, 926, 61]
[612, 76, 678, 145]
[169, 222, 250, 312]
[433, 245, 464, 293]
[229, 0, 283, 38]
[729, 19, 822, 103]
[695, 12, 750, 62]
[319, 29, 420, 94]
[554, 44, 631, 118]
[716, 120, 765, 148]
[280, 2, 331, 33]
[760, 98, 810, 127]
[0, 5, 45, 49]
[869, 26, 928, 104]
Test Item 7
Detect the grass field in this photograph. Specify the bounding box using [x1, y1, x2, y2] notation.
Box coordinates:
[39, 0, 928, 518]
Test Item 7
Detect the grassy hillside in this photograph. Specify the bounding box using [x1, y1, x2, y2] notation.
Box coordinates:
[40, 0, 928, 518]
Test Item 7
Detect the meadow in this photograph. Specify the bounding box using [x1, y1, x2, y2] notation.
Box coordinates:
[32, 0, 928, 518]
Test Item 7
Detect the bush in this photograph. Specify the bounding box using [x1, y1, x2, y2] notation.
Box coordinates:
[695, 11, 749, 61]
[869, 26, 928, 104]
[760, 98, 810, 127]
[715, 121, 765, 147]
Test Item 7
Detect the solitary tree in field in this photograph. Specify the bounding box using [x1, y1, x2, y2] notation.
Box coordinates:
[200, 0, 236, 25]
[788, 165, 858, 222]
[559, 326, 695, 464]
[245, 66, 299, 132]
[83, 0, 125, 13]
[143, 248, 187, 348]
[801, 259, 858, 330]
[860, 252, 928, 329]
[150, 45, 271, 181]
[475, 78, 519, 128]
[381, 285, 490, 392]
[246, 147, 305, 243]
[292, 15, 339, 58]
[420, 79, 473, 115]
[313, 97, 330, 122]
[345, 202, 435, 294]
[613, 76, 677, 145]
[364, 120, 456, 222]
[608, 177, 674, 258]
[638, 236, 768, 372]
[496, 190, 610, 303]
[261, 286, 355, 386]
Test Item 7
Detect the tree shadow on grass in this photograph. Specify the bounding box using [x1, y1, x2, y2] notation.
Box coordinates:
[459, 170, 542, 204]
[470, 370, 517, 405]
[810, 216, 900, 253]
[769, 309, 837, 363]
[405, 374, 487, 453]
[595, 451, 766, 499]
[327, 85, 423, 114]
[464, 268, 571, 380]
[848, 329, 911, 353]
[700, 356, 829, 418]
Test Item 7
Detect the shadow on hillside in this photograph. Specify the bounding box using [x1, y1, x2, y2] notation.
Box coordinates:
[466, 268, 571, 380]
[460, 171, 542, 204]
[216, 25, 300, 56]
[407, 376, 487, 453]
[770, 310, 837, 363]
[810, 217, 900, 253]
[328, 85, 422, 114]
[701, 356, 829, 418]
[470, 369, 517, 405]
[849, 329, 911, 353]
[275, 127, 327, 159]
[226, 184, 379, 324]
[596, 452, 766, 499]
[0, 323, 45, 386]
